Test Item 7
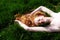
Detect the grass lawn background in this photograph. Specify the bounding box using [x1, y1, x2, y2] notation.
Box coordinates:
[0, 0, 60, 40]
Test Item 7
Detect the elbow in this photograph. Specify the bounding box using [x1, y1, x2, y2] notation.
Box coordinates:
[40, 6, 44, 7]
[39, 6, 45, 8]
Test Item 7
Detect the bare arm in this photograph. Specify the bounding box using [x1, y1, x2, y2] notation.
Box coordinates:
[15, 20, 29, 30]
[27, 27, 51, 32]
[15, 20, 52, 32]
[31, 6, 56, 17]
[28, 26, 60, 32]
[15, 20, 60, 32]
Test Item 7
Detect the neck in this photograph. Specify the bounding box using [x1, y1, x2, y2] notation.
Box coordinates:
[45, 17, 53, 22]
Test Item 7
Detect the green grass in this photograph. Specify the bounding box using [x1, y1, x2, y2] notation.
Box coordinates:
[0, 0, 60, 40]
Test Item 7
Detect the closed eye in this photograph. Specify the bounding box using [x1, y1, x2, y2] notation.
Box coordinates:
[38, 19, 40, 21]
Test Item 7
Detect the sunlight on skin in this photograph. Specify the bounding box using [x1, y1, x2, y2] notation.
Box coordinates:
[15, 6, 60, 32]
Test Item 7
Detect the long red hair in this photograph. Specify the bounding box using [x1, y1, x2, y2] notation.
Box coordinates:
[15, 11, 46, 27]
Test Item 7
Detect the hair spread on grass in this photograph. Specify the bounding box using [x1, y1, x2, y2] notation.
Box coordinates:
[14, 11, 47, 27]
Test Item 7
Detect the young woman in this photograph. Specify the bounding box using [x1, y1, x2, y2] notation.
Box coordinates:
[15, 6, 60, 32]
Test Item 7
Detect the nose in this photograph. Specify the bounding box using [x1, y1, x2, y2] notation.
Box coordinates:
[39, 20, 45, 23]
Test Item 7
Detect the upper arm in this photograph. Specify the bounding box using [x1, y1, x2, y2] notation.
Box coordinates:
[31, 6, 56, 17]
[27, 25, 60, 32]
[27, 27, 52, 32]
[40, 6, 56, 17]
[47, 25, 60, 32]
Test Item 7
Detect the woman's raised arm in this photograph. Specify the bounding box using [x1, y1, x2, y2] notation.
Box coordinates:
[31, 6, 56, 17]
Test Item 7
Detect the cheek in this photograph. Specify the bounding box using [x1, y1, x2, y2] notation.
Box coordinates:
[34, 17, 44, 25]
[43, 19, 48, 22]
[34, 20, 38, 25]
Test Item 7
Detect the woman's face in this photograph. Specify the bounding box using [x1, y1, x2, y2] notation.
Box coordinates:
[34, 16, 51, 25]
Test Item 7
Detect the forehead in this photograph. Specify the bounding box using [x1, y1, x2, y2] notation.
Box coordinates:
[35, 16, 44, 19]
